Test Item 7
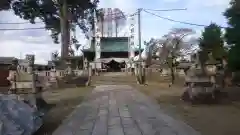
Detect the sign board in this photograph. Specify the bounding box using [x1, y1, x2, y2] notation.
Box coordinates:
[129, 17, 135, 59]
[94, 11, 101, 60]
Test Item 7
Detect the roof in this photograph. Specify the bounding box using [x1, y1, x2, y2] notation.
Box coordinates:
[177, 62, 192, 69]
[83, 37, 139, 52]
[18, 59, 28, 66]
[96, 58, 128, 63]
[0, 57, 50, 67]
[0, 57, 15, 65]
[205, 59, 220, 65]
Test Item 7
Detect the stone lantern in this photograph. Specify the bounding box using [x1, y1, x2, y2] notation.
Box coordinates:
[84, 58, 89, 70]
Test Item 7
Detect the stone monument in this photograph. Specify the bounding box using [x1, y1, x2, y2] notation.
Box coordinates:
[7, 55, 46, 109]
[84, 59, 92, 86]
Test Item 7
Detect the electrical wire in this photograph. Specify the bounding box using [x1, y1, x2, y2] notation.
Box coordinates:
[0, 21, 43, 24]
[0, 11, 138, 25]
[143, 9, 228, 28]
[0, 10, 138, 31]
[144, 8, 187, 12]
[0, 27, 45, 31]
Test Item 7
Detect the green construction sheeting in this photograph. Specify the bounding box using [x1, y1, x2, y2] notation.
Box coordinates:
[83, 37, 139, 52]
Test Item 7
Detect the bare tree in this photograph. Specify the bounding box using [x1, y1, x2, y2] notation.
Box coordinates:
[165, 28, 196, 84]
[148, 28, 196, 84]
[144, 38, 167, 67]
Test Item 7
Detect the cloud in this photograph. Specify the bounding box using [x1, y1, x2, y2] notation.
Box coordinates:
[186, 0, 230, 9]
[0, 10, 60, 64]
[0, 39, 60, 64]
[0, 0, 231, 64]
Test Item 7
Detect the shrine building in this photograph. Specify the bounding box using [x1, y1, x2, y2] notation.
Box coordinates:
[82, 37, 142, 72]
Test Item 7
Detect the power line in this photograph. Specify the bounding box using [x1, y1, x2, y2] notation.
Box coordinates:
[0, 27, 45, 31]
[128, 11, 138, 17]
[143, 8, 187, 12]
[0, 11, 137, 25]
[143, 9, 228, 28]
[0, 21, 43, 25]
[0, 10, 138, 31]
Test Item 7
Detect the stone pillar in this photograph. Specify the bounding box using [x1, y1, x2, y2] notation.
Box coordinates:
[75, 59, 79, 70]
[26, 55, 36, 93]
[84, 58, 88, 70]
[135, 63, 139, 84]
[86, 63, 92, 86]
[136, 61, 146, 85]
[7, 58, 18, 94]
[130, 60, 134, 76]
[142, 61, 146, 84]
[83, 58, 89, 76]
[95, 62, 100, 76]
[138, 61, 143, 84]
[134, 63, 137, 76]
[66, 59, 73, 75]
[50, 68, 57, 81]
[125, 63, 127, 74]
[50, 62, 58, 88]
[26, 54, 43, 109]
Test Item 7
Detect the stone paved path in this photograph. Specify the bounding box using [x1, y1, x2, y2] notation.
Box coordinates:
[53, 85, 200, 135]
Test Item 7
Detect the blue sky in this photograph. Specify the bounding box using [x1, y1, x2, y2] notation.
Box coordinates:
[0, 0, 230, 64]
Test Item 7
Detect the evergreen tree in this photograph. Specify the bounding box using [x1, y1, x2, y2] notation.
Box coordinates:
[0, 0, 99, 43]
[224, 0, 240, 70]
[199, 23, 225, 62]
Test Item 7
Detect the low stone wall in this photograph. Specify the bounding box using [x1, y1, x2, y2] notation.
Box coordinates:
[6, 69, 86, 92]
[35, 70, 84, 78]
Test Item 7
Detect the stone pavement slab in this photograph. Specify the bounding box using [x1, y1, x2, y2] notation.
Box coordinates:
[53, 85, 201, 135]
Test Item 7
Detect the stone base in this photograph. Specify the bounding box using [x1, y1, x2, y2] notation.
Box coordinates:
[181, 87, 224, 104]
[136, 75, 146, 85]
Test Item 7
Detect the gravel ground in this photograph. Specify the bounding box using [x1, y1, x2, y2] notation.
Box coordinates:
[34, 86, 93, 135]
[135, 82, 240, 135]
[34, 73, 240, 135]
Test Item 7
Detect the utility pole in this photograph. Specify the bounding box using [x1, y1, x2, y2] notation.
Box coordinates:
[60, 0, 70, 59]
[94, 9, 97, 74]
[137, 8, 143, 84]
[138, 8, 142, 61]
[116, 22, 118, 37]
